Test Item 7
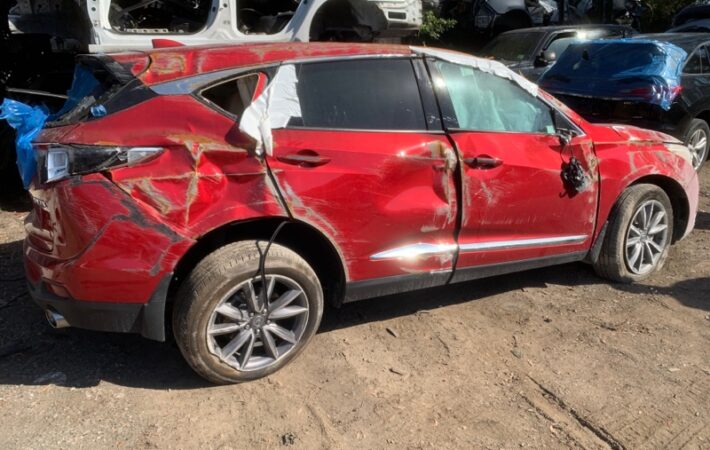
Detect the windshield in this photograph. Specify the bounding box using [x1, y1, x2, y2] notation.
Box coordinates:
[480, 32, 543, 62]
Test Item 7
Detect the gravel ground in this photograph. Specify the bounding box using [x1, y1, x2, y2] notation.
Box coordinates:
[0, 167, 708, 449]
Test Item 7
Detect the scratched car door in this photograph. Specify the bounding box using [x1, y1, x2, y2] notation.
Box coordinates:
[428, 58, 598, 281]
[267, 57, 459, 295]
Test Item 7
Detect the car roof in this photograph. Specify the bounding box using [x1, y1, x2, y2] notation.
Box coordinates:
[124, 42, 414, 85]
[635, 33, 710, 52]
[498, 24, 631, 35]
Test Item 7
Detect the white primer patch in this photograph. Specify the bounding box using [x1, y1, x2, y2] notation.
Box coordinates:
[410, 46, 539, 97]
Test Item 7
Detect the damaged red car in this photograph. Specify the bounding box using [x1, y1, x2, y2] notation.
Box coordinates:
[23, 43, 699, 383]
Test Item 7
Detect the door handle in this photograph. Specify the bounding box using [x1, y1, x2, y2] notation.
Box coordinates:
[277, 151, 331, 167]
[464, 155, 503, 169]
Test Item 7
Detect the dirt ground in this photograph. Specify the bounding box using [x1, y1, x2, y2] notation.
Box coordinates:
[0, 168, 708, 450]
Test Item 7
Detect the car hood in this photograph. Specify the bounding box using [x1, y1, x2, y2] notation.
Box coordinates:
[586, 123, 681, 146]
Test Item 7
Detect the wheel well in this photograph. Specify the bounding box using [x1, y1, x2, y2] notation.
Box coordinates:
[168, 218, 347, 307]
[309, 0, 383, 41]
[696, 111, 710, 127]
[492, 10, 532, 34]
[630, 176, 689, 243]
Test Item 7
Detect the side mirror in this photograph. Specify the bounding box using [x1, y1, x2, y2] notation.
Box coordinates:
[551, 109, 574, 147]
[535, 50, 557, 68]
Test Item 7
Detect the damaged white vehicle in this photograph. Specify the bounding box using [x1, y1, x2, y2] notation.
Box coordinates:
[8, 0, 421, 48]
[0, 0, 421, 192]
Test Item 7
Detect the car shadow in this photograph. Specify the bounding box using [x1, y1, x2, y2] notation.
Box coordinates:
[0, 191, 31, 213]
[0, 236, 705, 390]
[695, 210, 710, 231]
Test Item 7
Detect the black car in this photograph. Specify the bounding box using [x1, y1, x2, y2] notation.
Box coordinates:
[668, 19, 710, 33]
[479, 24, 634, 81]
[539, 33, 710, 171]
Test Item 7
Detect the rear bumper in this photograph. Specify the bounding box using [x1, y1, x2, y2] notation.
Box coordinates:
[27, 275, 170, 341]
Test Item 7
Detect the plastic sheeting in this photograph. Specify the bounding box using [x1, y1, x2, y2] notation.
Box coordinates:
[239, 64, 301, 156]
[0, 98, 48, 189]
[238, 49, 543, 155]
[539, 39, 688, 111]
[411, 46, 540, 97]
[50, 64, 101, 120]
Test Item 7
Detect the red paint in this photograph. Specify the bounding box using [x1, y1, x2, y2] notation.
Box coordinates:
[26, 44, 698, 309]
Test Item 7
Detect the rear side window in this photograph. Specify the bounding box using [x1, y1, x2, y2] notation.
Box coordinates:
[684, 46, 710, 74]
[291, 59, 427, 130]
[201, 74, 260, 118]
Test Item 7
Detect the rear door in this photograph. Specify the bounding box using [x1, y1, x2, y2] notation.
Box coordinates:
[427, 58, 598, 282]
[267, 57, 459, 298]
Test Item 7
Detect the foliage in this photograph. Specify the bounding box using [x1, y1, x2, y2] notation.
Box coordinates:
[641, 0, 696, 32]
[418, 11, 457, 43]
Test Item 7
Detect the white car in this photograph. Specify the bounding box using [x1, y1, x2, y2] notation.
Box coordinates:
[8, 0, 422, 52]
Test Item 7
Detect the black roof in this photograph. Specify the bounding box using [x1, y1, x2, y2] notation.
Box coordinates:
[499, 24, 633, 36]
[635, 33, 710, 52]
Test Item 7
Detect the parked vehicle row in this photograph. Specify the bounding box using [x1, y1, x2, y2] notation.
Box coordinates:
[479, 24, 634, 80]
[13, 43, 697, 383]
[538, 33, 710, 171]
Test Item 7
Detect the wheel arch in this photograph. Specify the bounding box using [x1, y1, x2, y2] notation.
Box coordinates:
[628, 175, 689, 244]
[308, 0, 386, 41]
[168, 217, 348, 309]
[492, 9, 532, 33]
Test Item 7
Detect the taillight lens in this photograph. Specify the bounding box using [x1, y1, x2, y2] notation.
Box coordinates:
[36, 145, 163, 184]
[619, 85, 683, 102]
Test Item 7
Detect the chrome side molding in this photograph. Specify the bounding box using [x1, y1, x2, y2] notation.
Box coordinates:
[370, 235, 588, 260]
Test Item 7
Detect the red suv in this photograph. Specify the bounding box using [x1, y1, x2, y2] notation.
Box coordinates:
[24, 43, 699, 383]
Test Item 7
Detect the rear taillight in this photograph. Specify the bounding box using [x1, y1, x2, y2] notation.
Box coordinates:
[35, 145, 163, 184]
[619, 85, 683, 102]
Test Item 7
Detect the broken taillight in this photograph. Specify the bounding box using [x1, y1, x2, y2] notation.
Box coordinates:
[35, 145, 163, 184]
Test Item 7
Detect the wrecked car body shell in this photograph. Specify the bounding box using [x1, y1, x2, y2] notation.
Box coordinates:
[22, 43, 698, 342]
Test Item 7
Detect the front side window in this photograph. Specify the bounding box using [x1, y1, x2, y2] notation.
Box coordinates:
[684, 45, 710, 74]
[434, 61, 555, 134]
[200, 74, 260, 118]
[544, 33, 579, 59]
[291, 59, 427, 131]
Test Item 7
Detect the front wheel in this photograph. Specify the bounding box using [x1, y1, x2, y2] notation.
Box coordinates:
[593, 184, 674, 283]
[684, 118, 709, 171]
[173, 241, 323, 384]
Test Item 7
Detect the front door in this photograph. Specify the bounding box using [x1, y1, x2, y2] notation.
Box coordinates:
[427, 58, 599, 282]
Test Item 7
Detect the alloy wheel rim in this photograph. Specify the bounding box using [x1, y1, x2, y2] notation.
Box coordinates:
[688, 128, 708, 170]
[624, 199, 669, 275]
[207, 275, 309, 372]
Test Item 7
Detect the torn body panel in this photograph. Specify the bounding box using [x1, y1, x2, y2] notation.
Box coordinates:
[585, 122, 698, 242]
[24, 174, 193, 303]
[268, 128, 458, 281]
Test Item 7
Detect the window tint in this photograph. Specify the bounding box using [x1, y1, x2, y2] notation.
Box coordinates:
[685, 51, 703, 74]
[292, 59, 426, 130]
[201, 74, 259, 118]
[434, 61, 555, 134]
[544, 34, 578, 59]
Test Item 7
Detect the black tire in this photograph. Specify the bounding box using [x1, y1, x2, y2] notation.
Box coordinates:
[173, 241, 323, 384]
[593, 184, 674, 283]
[683, 118, 709, 171]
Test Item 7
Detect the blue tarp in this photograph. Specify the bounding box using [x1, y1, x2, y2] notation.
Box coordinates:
[0, 98, 48, 189]
[1, 64, 101, 188]
[539, 39, 688, 110]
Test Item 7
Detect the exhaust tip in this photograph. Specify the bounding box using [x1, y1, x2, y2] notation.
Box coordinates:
[45, 308, 69, 329]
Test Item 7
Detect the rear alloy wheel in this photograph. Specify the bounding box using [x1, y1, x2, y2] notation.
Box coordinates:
[173, 241, 323, 384]
[593, 184, 674, 283]
[684, 119, 709, 171]
[207, 275, 309, 372]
